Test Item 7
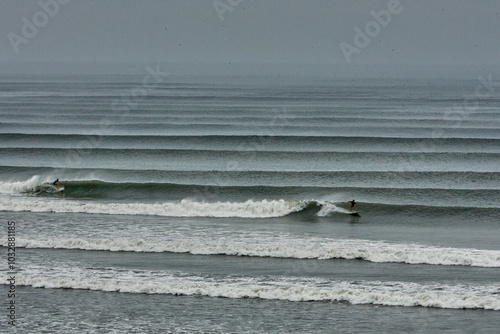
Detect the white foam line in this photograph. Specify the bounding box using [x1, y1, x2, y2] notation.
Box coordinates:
[0, 197, 306, 218]
[2, 271, 499, 310]
[0, 175, 50, 194]
[8, 237, 500, 268]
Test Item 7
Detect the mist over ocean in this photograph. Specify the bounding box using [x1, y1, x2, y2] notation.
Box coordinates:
[1, 73, 500, 333]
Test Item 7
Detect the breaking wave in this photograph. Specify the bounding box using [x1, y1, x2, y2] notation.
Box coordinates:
[0, 197, 309, 218]
[6, 236, 500, 267]
[3, 268, 499, 310]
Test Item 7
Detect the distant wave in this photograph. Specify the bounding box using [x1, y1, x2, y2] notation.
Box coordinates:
[2, 109, 499, 121]
[5, 147, 500, 158]
[2, 133, 500, 152]
[6, 236, 500, 268]
[2, 148, 500, 174]
[3, 270, 499, 310]
[2, 169, 500, 190]
[3, 118, 500, 129]
[12, 178, 500, 196]
[2, 124, 499, 139]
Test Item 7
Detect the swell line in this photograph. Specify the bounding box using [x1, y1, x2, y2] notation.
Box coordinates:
[1, 125, 499, 138]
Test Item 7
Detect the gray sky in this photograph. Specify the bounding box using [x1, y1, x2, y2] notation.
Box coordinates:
[1, 0, 499, 76]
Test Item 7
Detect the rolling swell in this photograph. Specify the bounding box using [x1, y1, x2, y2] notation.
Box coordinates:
[3, 134, 500, 150]
[2, 167, 499, 190]
[3, 148, 500, 175]
[2, 123, 500, 138]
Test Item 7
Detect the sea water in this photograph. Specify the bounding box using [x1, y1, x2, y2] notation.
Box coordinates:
[1, 73, 499, 333]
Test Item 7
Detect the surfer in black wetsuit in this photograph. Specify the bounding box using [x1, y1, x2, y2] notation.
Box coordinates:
[348, 199, 357, 212]
[53, 179, 61, 189]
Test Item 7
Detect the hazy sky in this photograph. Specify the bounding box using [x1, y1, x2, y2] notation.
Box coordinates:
[1, 0, 499, 75]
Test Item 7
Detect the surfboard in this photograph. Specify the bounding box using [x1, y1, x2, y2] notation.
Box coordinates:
[349, 212, 360, 216]
[51, 185, 64, 192]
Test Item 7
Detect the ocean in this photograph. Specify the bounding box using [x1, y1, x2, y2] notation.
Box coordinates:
[1, 72, 499, 333]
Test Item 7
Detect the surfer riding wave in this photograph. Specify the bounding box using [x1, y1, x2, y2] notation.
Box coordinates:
[348, 199, 357, 212]
[53, 179, 62, 190]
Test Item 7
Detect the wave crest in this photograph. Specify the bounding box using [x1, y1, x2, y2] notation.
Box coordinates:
[7, 237, 500, 267]
[0, 197, 308, 218]
[3, 270, 499, 310]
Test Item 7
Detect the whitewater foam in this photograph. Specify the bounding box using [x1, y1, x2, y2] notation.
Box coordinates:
[0, 175, 47, 194]
[8, 236, 500, 267]
[0, 196, 306, 218]
[317, 202, 350, 216]
[3, 267, 499, 310]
